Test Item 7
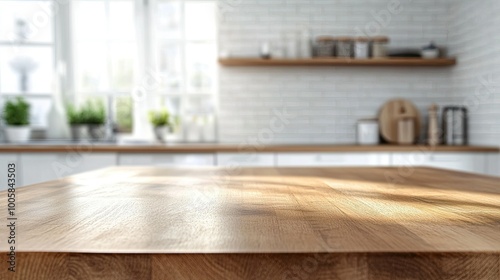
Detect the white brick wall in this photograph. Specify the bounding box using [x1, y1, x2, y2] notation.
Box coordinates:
[448, 0, 500, 147]
[219, 0, 500, 144]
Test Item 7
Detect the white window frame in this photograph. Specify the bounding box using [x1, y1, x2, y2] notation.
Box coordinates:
[65, 0, 218, 140]
[0, 0, 58, 129]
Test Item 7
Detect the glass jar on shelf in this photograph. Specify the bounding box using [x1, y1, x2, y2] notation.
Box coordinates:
[335, 37, 354, 58]
[314, 36, 335, 57]
[354, 37, 370, 59]
[371, 36, 390, 58]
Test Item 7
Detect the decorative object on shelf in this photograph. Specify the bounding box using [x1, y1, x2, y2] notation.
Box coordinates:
[427, 104, 440, 146]
[148, 108, 172, 142]
[2, 97, 31, 143]
[9, 56, 38, 92]
[387, 48, 421, 57]
[371, 36, 390, 58]
[315, 36, 335, 57]
[259, 41, 271, 59]
[299, 28, 312, 58]
[355, 37, 370, 59]
[356, 119, 379, 145]
[335, 37, 354, 58]
[442, 106, 468, 146]
[421, 41, 440, 59]
[379, 99, 421, 145]
[47, 74, 70, 140]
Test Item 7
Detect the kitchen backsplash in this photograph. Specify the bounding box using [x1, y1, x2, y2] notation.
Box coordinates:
[448, 0, 500, 147]
[217, 0, 454, 144]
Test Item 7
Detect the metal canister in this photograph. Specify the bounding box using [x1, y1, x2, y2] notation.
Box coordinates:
[315, 36, 335, 57]
[336, 37, 354, 58]
[442, 106, 468, 145]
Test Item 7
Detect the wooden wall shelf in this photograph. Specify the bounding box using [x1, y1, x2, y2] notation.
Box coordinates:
[219, 57, 457, 67]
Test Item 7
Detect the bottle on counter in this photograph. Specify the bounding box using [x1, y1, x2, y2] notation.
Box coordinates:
[427, 104, 440, 146]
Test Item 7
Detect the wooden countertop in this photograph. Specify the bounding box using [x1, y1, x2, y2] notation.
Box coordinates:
[0, 143, 498, 153]
[1, 167, 499, 279]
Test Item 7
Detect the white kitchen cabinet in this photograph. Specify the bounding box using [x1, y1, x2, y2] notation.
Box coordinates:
[485, 154, 500, 177]
[217, 153, 275, 167]
[0, 153, 21, 191]
[391, 152, 488, 175]
[20, 153, 117, 187]
[276, 153, 391, 167]
[118, 153, 215, 167]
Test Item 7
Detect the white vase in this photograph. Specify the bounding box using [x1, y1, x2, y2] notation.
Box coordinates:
[5, 126, 31, 143]
[46, 73, 70, 139]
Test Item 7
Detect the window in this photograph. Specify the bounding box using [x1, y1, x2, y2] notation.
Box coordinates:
[70, 0, 217, 139]
[0, 0, 55, 128]
[153, 0, 217, 141]
[72, 0, 137, 133]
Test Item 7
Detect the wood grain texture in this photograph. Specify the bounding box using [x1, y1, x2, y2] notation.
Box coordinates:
[0, 253, 498, 280]
[1, 167, 499, 279]
[379, 99, 421, 144]
[0, 144, 497, 153]
[218, 57, 457, 67]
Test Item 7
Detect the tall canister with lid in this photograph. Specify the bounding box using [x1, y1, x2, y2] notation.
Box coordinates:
[355, 37, 370, 59]
[315, 36, 335, 57]
[371, 36, 389, 58]
[336, 37, 354, 58]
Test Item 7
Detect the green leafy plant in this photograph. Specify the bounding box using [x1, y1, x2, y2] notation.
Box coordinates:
[148, 108, 171, 127]
[66, 104, 85, 125]
[3, 97, 30, 126]
[80, 99, 106, 125]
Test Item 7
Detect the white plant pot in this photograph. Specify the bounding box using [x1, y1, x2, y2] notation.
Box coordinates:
[153, 126, 170, 142]
[5, 126, 31, 143]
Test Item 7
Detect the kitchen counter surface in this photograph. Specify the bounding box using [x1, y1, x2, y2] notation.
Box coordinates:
[0, 142, 498, 153]
[1, 166, 499, 279]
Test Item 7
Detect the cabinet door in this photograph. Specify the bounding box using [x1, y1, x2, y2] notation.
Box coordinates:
[20, 153, 117, 187]
[0, 153, 20, 191]
[118, 154, 215, 167]
[486, 154, 500, 177]
[276, 153, 391, 167]
[391, 152, 487, 174]
[217, 153, 275, 167]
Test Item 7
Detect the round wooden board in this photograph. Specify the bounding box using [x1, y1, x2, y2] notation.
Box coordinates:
[379, 99, 421, 144]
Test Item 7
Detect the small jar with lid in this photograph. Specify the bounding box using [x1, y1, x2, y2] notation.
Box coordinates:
[371, 36, 389, 58]
[335, 37, 354, 58]
[314, 36, 335, 57]
[354, 37, 370, 59]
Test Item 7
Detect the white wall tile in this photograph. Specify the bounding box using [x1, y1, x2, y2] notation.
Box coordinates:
[217, 0, 498, 146]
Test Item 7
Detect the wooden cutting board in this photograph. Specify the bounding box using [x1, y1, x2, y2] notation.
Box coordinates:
[379, 99, 421, 144]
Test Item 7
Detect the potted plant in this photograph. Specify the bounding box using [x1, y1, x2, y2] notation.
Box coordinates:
[66, 104, 85, 141]
[81, 99, 106, 141]
[3, 97, 31, 143]
[148, 108, 171, 142]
